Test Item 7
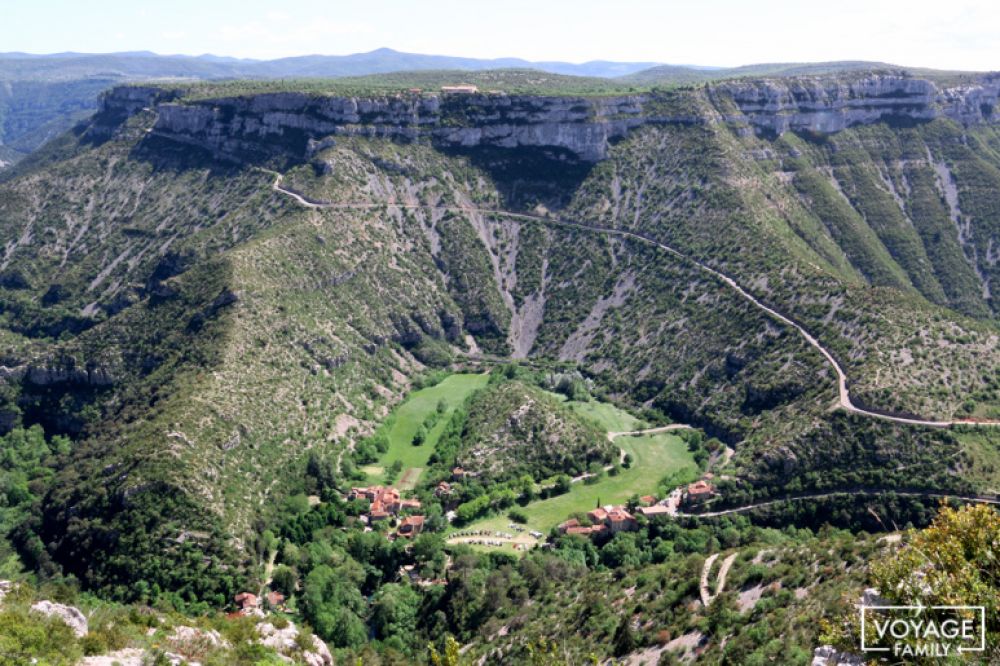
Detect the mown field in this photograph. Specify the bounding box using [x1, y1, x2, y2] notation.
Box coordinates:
[560, 395, 649, 432]
[364, 372, 489, 489]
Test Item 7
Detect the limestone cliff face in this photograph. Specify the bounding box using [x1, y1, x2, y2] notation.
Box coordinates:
[99, 73, 1000, 164]
[709, 73, 1000, 135]
[145, 91, 647, 162]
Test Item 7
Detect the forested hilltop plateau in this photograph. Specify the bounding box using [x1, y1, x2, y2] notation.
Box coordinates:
[1, 67, 1000, 663]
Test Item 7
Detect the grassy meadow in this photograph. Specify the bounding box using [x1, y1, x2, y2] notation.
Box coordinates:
[366, 372, 489, 489]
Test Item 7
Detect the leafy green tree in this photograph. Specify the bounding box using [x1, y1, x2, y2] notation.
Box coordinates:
[371, 583, 422, 652]
[270, 565, 297, 597]
[305, 452, 337, 493]
[509, 509, 528, 524]
[301, 562, 367, 648]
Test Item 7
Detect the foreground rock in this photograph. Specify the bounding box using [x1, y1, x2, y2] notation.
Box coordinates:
[78, 648, 148, 666]
[811, 645, 865, 666]
[29, 599, 88, 637]
[257, 620, 333, 666]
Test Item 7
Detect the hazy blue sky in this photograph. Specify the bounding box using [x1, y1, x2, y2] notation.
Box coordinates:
[3, 0, 998, 70]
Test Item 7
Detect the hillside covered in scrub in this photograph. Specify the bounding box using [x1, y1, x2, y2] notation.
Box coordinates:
[0, 66, 998, 644]
[448, 379, 613, 481]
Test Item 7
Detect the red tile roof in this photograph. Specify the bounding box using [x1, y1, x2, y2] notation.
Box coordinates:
[565, 526, 594, 535]
[398, 515, 425, 536]
[687, 480, 714, 495]
[588, 508, 609, 522]
[234, 592, 258, 608]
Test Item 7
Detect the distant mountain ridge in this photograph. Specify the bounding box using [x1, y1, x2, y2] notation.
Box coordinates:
[0, 47, 666, 81]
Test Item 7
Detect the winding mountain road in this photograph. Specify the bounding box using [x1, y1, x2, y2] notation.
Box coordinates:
[676, 489, 1000, 518]
[266, 170, 1000, 430]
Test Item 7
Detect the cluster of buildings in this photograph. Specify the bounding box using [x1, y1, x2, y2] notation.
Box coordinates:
[558, 505, 639, 537]
[348, 485, 425, 538]
[556, 478, 721, 539]
[636, 494, 672, 518]
[349, 485, 421, 520]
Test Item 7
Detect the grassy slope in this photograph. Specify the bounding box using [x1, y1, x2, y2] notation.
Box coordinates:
[367, 373, 488, 489]
[956, 429, 1000, 494]
[464, 525, 890, 665]
[563, 110, 1000, 422]
[562, 397, 648, 432]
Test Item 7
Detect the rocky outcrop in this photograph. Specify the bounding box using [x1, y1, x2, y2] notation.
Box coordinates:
[257, 620, 333, 666]
[30, 599, 89, 637]
[710, 73, 1000, 135]
[30, 365, 113, 387]
[100, 85, 177, 117]
[167, 624, 229, 656]
[88, 86, 179, 140]
[17, 362, 114, 387]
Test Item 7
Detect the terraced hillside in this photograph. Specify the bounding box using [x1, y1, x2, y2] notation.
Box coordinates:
[0, 72, 998, 599]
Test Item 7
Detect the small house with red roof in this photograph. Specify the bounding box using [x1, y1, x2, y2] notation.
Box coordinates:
[398, 515, 425, 537]
[234, 592, 259, 613]
[686, 480, 715, 503]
